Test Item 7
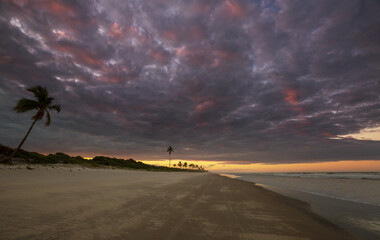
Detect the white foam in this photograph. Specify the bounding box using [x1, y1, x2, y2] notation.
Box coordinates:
[233, 172, 380, 206]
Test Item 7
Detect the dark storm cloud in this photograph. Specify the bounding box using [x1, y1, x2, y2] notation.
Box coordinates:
[0, 0, 379, 162]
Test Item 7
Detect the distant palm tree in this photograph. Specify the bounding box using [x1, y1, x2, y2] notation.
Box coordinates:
[167, 146, 174, 167]
[178, 161, 182, 168]
[183, 162, 188, 168]
[4, 86, 61, 164]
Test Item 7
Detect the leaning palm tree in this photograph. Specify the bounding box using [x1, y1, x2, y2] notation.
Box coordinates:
[4, 86, 61, 164]
[167, 145, 174, 167]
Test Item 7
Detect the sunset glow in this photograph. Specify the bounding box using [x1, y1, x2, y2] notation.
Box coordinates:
[140, 159, 380, 173]
[336, 126, 380, 141]
[1, 2, 379, 240]
[0, 0, 379, 169]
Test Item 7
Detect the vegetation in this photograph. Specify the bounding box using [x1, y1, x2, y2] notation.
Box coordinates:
[0, 144, 207, 172]
[167, 145, 174, 167]
[3, 86, 61, 164]
[0, 86, 207, 173]
[171, 160, 205, 171]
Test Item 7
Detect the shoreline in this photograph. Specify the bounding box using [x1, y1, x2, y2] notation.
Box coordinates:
[0, 167, 354, 239]
[225, 173, 380, 240]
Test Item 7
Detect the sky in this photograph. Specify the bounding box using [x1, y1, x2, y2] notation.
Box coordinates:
[0, 0, 379, 171]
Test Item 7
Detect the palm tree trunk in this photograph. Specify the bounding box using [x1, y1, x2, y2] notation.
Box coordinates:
[5, 118, 38, 164]
[169, 153, 171, 168]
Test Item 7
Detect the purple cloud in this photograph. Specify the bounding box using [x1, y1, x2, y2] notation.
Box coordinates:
[0, 0, 379, 163]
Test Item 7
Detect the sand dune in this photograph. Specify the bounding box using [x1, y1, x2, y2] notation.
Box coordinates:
[0, 166, 354, 240]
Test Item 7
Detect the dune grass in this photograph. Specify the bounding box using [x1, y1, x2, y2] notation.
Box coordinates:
[0, 144, 205, 172]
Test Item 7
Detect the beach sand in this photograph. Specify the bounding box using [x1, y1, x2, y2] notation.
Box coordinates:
[0, 166, 354, 240]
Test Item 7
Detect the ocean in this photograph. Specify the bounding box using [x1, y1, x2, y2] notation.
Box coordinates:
[221, 172, 380, 240]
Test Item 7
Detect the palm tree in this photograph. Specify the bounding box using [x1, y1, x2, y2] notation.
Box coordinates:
[167, 146, 174, 167]
[4, 86, 61, 164]
[183, 162, 187, 169]
[178, 161, 182, 168]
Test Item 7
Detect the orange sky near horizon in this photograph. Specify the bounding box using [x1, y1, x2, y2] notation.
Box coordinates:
[140, 159, 380, 173]
[43, 126, 380, 173]
[142, 128, 380, 172]
[63, 126, 380, 173]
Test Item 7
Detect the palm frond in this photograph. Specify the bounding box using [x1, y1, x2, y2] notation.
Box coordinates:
[167, 146, 174, 153]
[48, 104, 61, 112]
[13, 98, 40, 113]
[27, 86, 44, 96]
[16, 86, 60, 124]
[27, 86, 48, 103]
[9, 86, 61, 162]
[45, 110, 51, 126]
[32, 110, 44, 121]
[45, 97, 54, 106]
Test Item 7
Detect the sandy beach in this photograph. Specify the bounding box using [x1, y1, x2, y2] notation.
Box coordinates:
[0, 166, 354, 240]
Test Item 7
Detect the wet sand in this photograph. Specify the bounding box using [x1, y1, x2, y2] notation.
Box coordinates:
[255, 183, 380, 240]
[0, 166, 354, 240]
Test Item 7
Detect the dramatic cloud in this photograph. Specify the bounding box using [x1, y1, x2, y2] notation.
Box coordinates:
[1, 0, 379, 163]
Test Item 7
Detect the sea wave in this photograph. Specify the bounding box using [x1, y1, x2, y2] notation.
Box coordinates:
[240, 172, 380, 180]
[226, 172, 380, 206]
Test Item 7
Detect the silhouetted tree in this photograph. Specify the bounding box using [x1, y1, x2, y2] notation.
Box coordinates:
[178, 161, 182, 168]
[183, 162, 188, 168]
[4, 86, 61, 164]
[167, 146, 174, 167]
[173, 164, 176, 167]
[189, 163, 195, 169]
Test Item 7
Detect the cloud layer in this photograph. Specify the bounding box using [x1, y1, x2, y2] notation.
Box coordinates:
[1, 0, 379, 163]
